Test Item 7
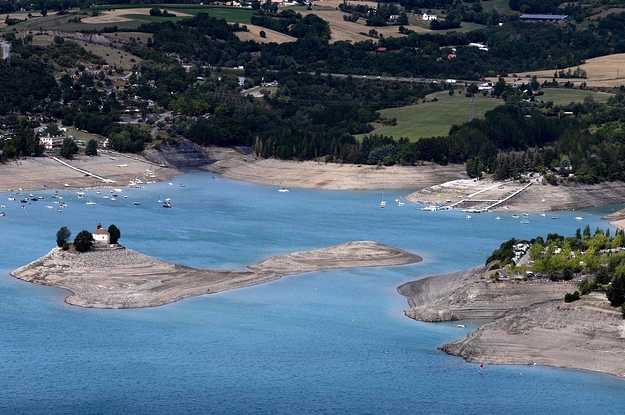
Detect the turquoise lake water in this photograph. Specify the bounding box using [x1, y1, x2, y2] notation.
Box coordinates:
[1, 170, 624, 414]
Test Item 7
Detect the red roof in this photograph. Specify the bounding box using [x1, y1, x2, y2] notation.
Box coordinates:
[94, 229, 110, 235]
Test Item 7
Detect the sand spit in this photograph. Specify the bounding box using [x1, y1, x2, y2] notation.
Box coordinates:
[399, 267, 625, 378]
[11, 241, 421, 309]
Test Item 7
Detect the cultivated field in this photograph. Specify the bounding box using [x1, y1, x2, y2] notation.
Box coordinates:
[358, 90, 503, 141]
[235, 24, 297, 44]
[503, 54, 625, 88]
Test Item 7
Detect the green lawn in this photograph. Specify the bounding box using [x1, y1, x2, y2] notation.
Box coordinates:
[538, 89, 613, 105]
[358, 91, 503, 141]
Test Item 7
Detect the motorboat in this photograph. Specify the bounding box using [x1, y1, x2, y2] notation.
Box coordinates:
[511, 214, 519, 218]
[278, 187, 289, 193]
[86, 201, 97, 205]
[575, 216, 583, 220]
[163, 201, 172, 208]
[133, 201, 141, 205]
[495, 216, 501, 220]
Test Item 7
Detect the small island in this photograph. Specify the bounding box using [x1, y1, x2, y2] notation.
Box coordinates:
[12, 224, 421, 309]
[399, 229, 625, 379]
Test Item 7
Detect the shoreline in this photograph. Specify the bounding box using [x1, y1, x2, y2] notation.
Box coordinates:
[4, 151, 625, 215]
[11, 241, 422, 309]
[398, 266, 625, 379]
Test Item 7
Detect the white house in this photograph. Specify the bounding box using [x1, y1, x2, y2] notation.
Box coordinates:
[93, 223, 110, 244]
[39, 136, 64, 151]
[422, 11, 437, 21]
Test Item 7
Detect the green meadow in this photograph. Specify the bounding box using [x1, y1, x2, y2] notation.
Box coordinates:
[537, 89, 613, 106]
[359, 91, 503, 141]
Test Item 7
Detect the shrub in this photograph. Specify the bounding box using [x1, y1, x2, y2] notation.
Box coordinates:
[62, 242, 70, 251]
[564, 291, 580, 303]
[74, 230, 94, 252]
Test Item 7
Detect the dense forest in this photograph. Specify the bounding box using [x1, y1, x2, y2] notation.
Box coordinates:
[4, 4, 625, 185]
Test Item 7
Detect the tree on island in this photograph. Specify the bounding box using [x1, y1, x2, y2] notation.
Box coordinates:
[74, 230, 94, 252]
[59, 137, 78, 159]
[85, 139, 98, 156]
[107, 224, 121, 244]
[56, 226, 71, 247]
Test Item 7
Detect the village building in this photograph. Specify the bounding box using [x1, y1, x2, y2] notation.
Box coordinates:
[519, 14, 568, 23]
[93, 223, 110, 244]
[422, 11, 437, 21]
[39, 135, 65, 151]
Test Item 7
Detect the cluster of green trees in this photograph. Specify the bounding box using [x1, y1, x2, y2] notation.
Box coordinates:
[487, 228, 625, 311]
[251, 10, 330, 38]
[56, 224, 121, 252]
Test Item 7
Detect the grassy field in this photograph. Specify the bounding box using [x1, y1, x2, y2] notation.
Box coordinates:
[89, 4, 254, 24]
[537, 89, 613, 105]
[357, 91, 503, 141]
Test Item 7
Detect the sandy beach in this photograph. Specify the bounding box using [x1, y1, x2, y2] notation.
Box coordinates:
[11, 241, 421, 309]
[399, 267, 625, 379]
[1, 153, 181, 193]
[204, 156, 467, 190]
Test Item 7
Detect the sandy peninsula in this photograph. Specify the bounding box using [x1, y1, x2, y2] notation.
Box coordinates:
[11, 241, 421, 309]
[399, 267, 625, 378]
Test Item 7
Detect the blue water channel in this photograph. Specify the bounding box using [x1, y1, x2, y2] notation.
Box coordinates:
[1, 170, 624, 414]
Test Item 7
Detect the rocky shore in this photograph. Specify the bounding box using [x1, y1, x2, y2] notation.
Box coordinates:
[399, 266, 625, 379]
[12, 241, 421, 309]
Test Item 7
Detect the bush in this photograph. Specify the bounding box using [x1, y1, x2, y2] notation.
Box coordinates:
[108, 224, 121, 244]
[564, 291, 580, 302]
[74, 230, 94, 252]
[62, 242, 70, 251]
[56, 226, 71, 247]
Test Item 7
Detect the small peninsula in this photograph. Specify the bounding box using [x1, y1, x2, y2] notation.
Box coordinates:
[399, 265, 625, 378]
[12, 241, 421, 309]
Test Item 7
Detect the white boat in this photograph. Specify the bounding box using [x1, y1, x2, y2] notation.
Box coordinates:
[110, 197, 117, 201]
[457, 324, 466, 328]
[495, 216, 501, 220]
[163, 201, 172, 208]
[114, 188, 123, 193]
[520, 219, 530, 224]
[103, 195, 109, 199]
[179, 183, 185, 187]
[86, 201, 97, 205]
[575, 216, 583, 220]
[0, 212, 5, 217]
[168, 183, 173, 186]
[380, 200, 386, 208]
[398, 201, 404, 207]
[466, 215, 471, 219]
[133, 201, 141, 205]
[8, 197, 15, 201]
[278, 187, 289, 193]
[77, 191, 84, 195]
[77, 195, 83, 199]
[45, 205, 53, 209]
[540, 212, 546, 217]
[551, 216, 559, 219]
[511, 214, 520, 219]
[0, 204, 4, 208]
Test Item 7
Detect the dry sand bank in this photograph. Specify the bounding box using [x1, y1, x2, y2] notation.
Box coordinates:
[407, 178, 625, 213]
[399, 267, 625, 378]
[204, 156, 467, 190]
[1, 154, 180, 193]
[12, 241, 421, 309]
